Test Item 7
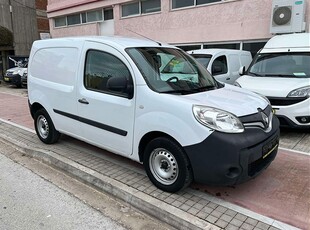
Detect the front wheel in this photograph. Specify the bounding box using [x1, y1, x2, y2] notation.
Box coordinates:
[34, 109, 60, 144]
[143, 137, 193, 193]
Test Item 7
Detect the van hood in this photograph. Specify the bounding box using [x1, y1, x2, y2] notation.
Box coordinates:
[236, 75, 310, 97]
[183, 84, 268, 117]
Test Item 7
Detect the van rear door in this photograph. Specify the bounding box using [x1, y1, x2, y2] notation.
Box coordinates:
[77, 41, 136, 156]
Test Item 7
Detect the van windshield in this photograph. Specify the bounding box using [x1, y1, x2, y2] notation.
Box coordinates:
[190, 54, 212, 68]
[126, 47, 218, 94]
[247, 53, 310, 78]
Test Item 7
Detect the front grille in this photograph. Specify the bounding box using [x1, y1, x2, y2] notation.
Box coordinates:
[240, 105, 272, 130]
[267, 97, 308, 106]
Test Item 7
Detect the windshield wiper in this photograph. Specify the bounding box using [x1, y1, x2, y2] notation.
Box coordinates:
[265, 74, 297, 78]
[160, 89, 196, 95]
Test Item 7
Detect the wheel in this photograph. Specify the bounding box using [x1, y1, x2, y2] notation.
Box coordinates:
[34, 109, 60, 144]
[143, 137, 193, 193]
[166, 76, 179, 82]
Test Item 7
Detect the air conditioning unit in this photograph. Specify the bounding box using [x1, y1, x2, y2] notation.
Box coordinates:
[270, 0, 306, 34]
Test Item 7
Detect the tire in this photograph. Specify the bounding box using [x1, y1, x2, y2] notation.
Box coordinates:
[143, 137, 193, 193]
[34, 109, 60, 144]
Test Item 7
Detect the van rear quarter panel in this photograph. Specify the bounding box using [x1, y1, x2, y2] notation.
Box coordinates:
[28, 44, 82, 136]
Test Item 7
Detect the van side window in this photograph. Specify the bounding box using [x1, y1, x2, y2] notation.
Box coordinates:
[212, 55, 228, 75]
[84, 50, 133, 98]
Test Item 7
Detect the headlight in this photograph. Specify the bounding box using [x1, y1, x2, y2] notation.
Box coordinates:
[234, 82, 241, 87]
[287, 86, 310, 98]
[193, 105, 244, 133]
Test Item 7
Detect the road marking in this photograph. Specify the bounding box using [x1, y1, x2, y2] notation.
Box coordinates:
[279, 147, 310, 156]
[0, 118, 35, 134]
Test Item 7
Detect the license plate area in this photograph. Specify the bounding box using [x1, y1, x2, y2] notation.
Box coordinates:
[262, 136, 279, 159]
[4, 77, 10, 81]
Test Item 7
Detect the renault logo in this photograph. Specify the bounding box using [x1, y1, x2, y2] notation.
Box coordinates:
[258, 108, 269, 128]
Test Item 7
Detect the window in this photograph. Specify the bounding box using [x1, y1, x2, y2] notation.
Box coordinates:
[141, 0, 161, 14]
[84, 50, 133, 97]
[67, 14, 81, 25]
[87, 10, 103, 22]
[243, 42, 266, 57]
[54, 8, 112, 28]
[122, 2, 139, 17]
[54, 17, 66, 27]
[104, 9, 114, 20]
[203, 43, 240, 50]
[122, 0, 161, 17]
[177, 45, 202, 51]
[211, 55, 228, 75]
[172, 0, 221, 9]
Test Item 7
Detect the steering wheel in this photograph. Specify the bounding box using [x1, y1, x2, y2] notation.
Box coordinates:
[166, 76, 179, 82]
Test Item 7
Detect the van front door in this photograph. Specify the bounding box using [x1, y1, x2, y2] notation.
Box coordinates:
[77, 42, 135, 156]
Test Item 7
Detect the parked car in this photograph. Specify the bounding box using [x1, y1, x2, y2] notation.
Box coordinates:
[235, 33, 310, 129]
[21, 69, 27, 88]
[188, 49, 252, 84]
[28, 37, 279, 192]
[4, 62, 28, 87]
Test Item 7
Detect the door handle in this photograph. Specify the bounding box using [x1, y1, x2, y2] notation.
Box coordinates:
[226, 77, 231, 80]
[78, 98, 89, 104]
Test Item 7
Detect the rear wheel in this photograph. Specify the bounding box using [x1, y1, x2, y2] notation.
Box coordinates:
[34, 109, 60, 144]
[143, 137, 193, 193]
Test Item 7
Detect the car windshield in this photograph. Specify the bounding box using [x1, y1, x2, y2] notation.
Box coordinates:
[126, 47, 218, 94]
[247, 52, 310, 78]
[190, 54, 212, 68]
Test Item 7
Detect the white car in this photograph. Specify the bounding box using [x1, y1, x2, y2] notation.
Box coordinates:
[28, 36, 279, 192]
[4, 63, 27, 87]
[236, 33, 310, 129]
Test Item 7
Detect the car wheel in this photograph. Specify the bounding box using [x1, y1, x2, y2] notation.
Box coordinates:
[34, 109, 60, 144]
[144, 137, 193, 193]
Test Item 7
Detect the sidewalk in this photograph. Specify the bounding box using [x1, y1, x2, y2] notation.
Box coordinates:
[0, 92, 309, 230]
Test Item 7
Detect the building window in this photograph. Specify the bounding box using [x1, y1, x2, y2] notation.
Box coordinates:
[141, 0, 161, 14]
[87, 10, 103, 22]
[122, 2, 139, 17]
[54, 16, 66, 27]
[54, 8, 113, 28]
[122, 0, 161, 17]
[242, 42, 266, 57]
[67, 14, 81, 25]
[104, 9, 114, 20]
[203, 43, 240, 50]
[172, 0, 221, 9]
[177, 44, 202, 51]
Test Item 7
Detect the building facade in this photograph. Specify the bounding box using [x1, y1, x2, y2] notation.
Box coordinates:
[0, 0, 49, 76]
[47, 0, 310, 55]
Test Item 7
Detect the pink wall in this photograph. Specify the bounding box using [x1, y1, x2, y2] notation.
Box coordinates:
[47, 0, 310, 44]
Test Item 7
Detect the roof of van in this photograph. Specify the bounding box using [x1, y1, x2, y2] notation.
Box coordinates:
[264, 33, 310, 49]
[187, 49, 251, 56]
[32, 36, 174, 49]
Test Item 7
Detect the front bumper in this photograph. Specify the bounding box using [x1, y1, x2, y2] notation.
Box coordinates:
[184, 116, 280, 185]
[3, 74, 21, 85]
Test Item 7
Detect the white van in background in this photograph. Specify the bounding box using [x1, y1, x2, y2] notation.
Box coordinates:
[28, 37, 279, 192]
[235, 33, 310, 129]
[188, 49, 252, 84]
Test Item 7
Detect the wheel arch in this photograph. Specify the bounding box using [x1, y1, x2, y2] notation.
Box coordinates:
[29, 102, 44, 119]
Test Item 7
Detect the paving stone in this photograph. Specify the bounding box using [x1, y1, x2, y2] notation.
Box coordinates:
[230, 218, 244, 227]
[268, 227, 280, 230]
[192, 202, 204, 210]
[215, 205, 228, 213]
[256, 222, 270, 230]
[215, 219, 229, 228]
[207, 202, 218, 209]
[241, 222, 255, 230]
[188, 207, 200, 215]
[198, 199, 209, 206]
[245, 217, 258, 226]
[235, 213, 247, 222]
[184, 199, 195, 207]
[205, 215, 218, 224]
[220, 213, 233, 222]
[164, 196, 175, 204]
[210, 210, 222, 218]
[201, 206, 214, 214]
[171, 200, 183, 208]
[196, 210, 209, 219]
[225, 224, 240, 230]
[180, 204, 191, 211]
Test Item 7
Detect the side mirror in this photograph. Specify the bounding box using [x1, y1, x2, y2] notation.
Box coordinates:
[239, 66, 246, 76]
[107, 75, 133, 98]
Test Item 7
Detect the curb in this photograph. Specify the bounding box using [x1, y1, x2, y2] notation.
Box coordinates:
[0, 135, 220, 230]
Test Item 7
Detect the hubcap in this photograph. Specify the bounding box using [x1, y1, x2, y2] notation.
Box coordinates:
[37, 115, 49, 139]
[149, 148, 178, 185]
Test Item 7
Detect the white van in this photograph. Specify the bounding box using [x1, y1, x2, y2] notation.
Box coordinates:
[28, 37, 279, 192]
[188, 49, 252, 84]
[235, 33, 310, 128]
